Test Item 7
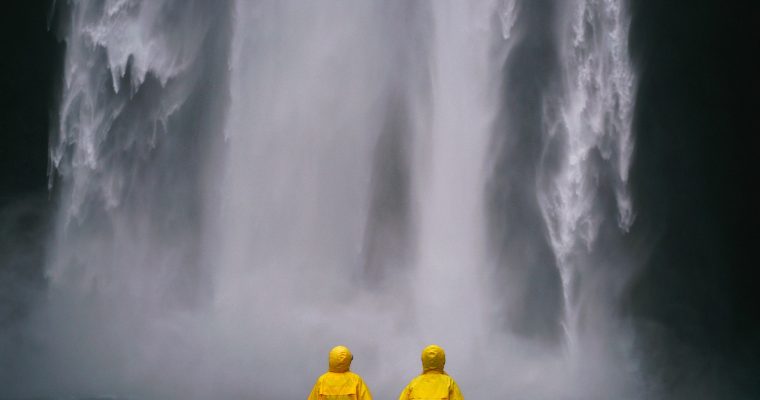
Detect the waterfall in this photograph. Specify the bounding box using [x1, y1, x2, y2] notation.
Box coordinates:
[48, 0, 230, 302]
[38, 0, 233, 396]
[412, 0, 508, 361]
[3, 0, 644, 398]
[538, 0, 636, 353]
[208, 1, 512, 396]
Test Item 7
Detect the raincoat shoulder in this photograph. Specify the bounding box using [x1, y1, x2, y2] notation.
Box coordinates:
[308, 371, 372, 400]
[398, 372, 463, 400]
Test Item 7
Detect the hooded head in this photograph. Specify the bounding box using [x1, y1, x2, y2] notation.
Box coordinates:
[328, 345, 353, 373]
[421, 344, 446, 372]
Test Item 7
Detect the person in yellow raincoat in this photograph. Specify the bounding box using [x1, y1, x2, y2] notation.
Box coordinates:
[398, 344, 464, 400]
[308, 345, 373, 400]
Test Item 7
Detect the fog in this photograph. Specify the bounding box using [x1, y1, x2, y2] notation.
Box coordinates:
[2, 1, 650, 398]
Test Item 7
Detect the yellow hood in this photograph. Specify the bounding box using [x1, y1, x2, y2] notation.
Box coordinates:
[328, 345, 353, 373]
[421, 344, 446, 372]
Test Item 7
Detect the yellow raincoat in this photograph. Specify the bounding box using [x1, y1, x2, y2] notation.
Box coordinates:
[398, 345, 464, 400]
[308, 346, 373, 400]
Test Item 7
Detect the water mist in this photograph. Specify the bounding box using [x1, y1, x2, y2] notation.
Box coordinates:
[0, 1, 645, 399]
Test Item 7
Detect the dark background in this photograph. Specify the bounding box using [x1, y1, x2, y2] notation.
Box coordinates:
[1, 1, 61, 328]
[626, 0, 757, 396]
[1, 1, 59, 202]
[0, 0, 756, 397]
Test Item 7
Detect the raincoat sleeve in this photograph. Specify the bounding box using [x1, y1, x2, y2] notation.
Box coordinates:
[449, 379, 464, 400]
[357, 376, 373, 400]
[307, 377, 321, 400]
[397, 382, 411, 400]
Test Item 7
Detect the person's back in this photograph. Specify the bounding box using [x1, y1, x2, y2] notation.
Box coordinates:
[398, 345, 463, 400]
[308, 345, 373, 400]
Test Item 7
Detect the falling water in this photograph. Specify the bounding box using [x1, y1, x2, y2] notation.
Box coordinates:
[538, 0, 636, 354]
[2, 0, 644, 398]
[412, 0, 505, 361]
